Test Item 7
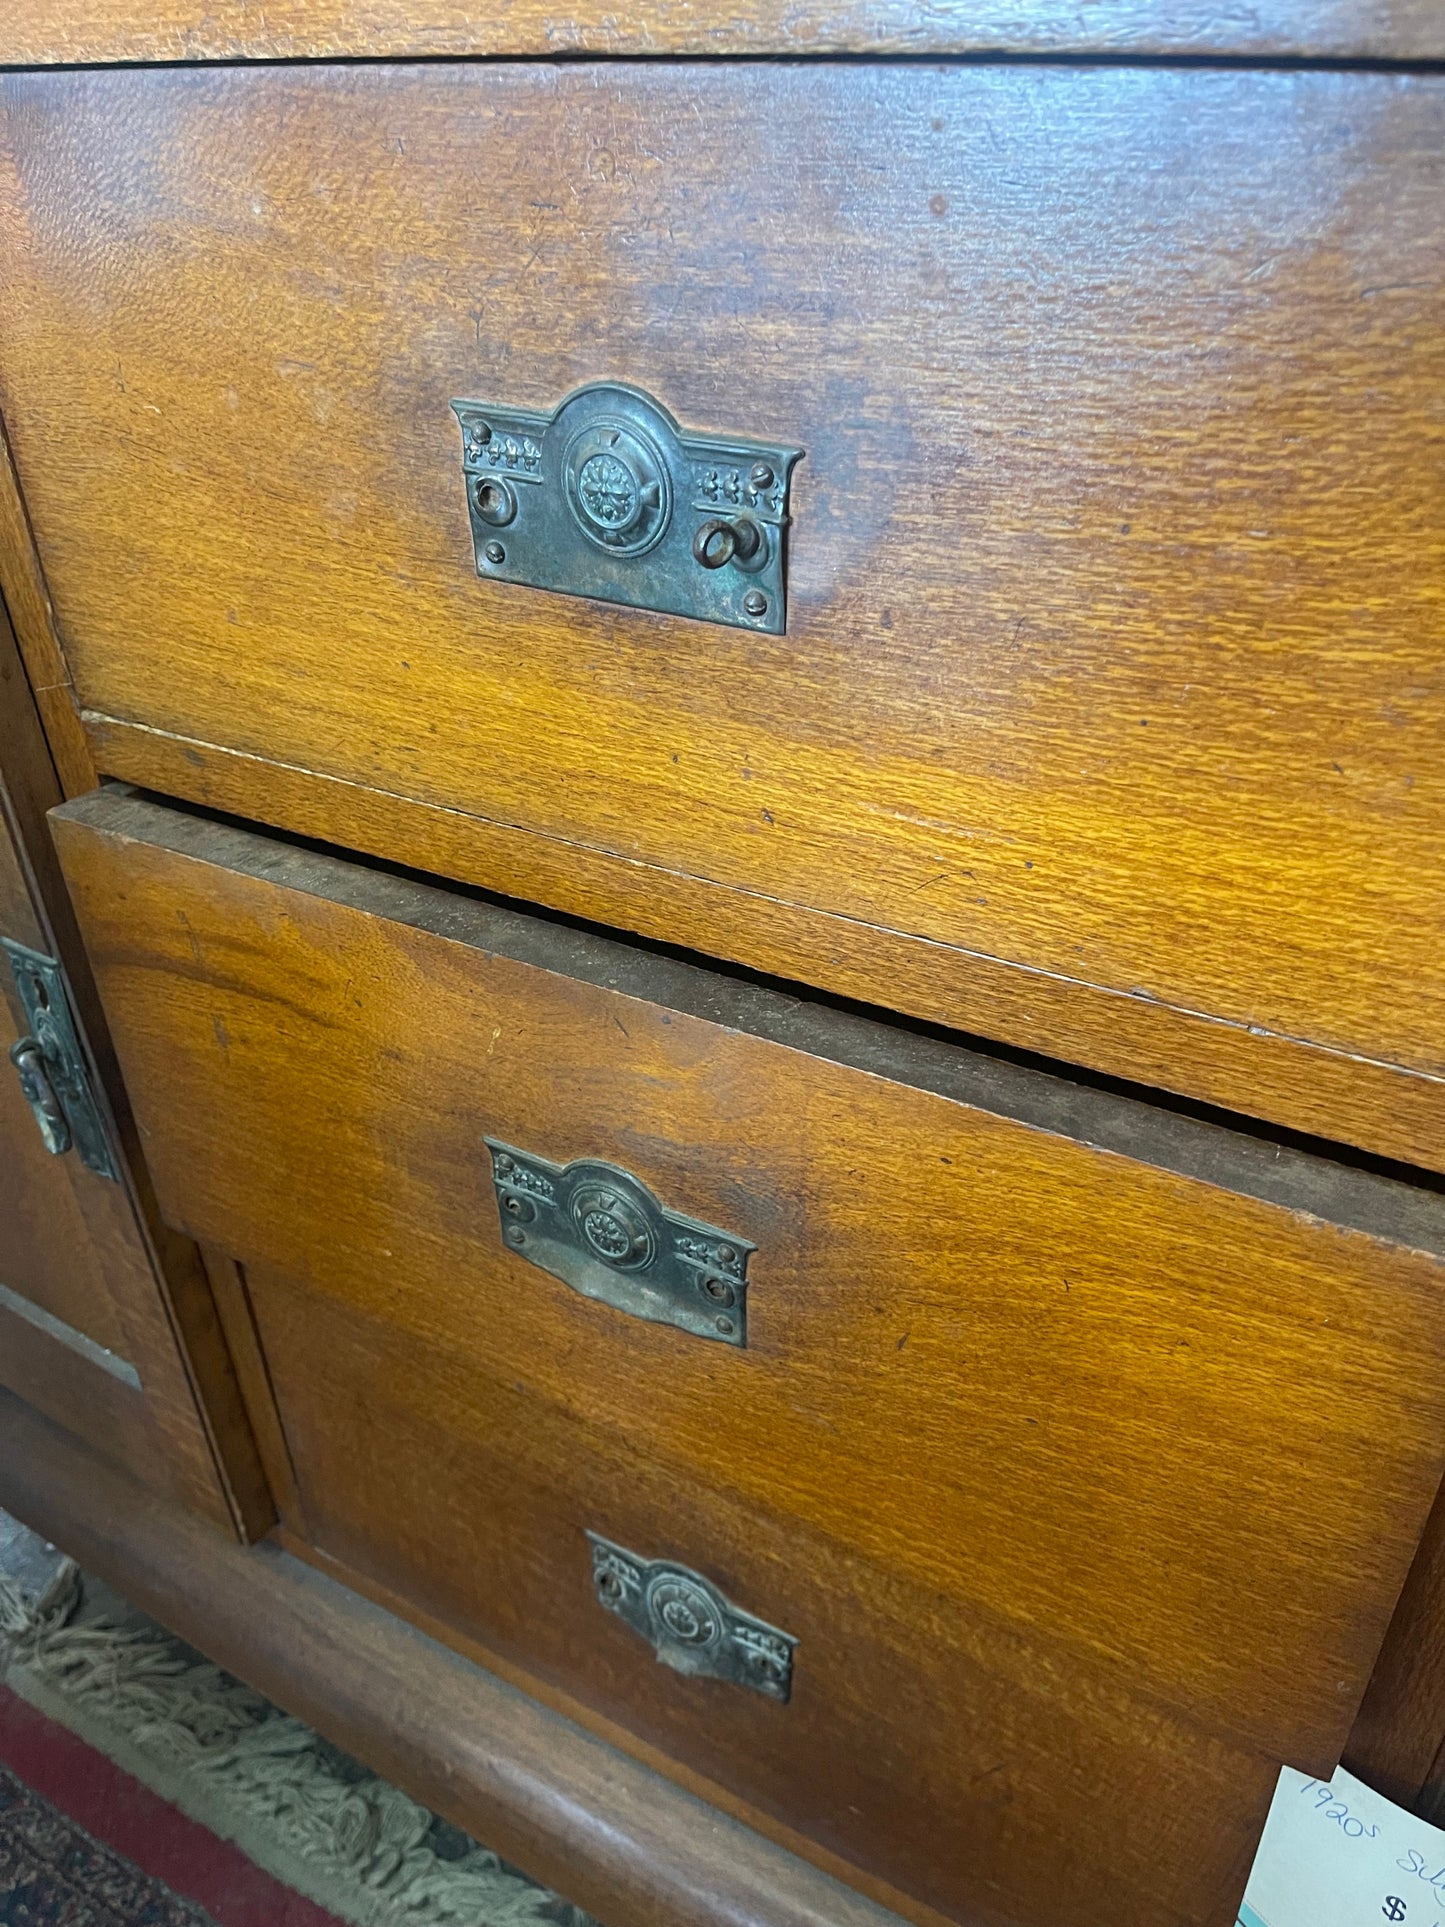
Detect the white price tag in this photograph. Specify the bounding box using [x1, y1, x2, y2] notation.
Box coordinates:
[1243, 1767, 1445, 1927]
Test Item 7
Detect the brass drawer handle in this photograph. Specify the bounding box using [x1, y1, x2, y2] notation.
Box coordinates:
[587, 1533, 796, 1702]
[484, 1140, 753, 1347]
[452, 383, 801, 633]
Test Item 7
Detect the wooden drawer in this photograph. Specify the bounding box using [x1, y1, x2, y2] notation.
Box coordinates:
[52, 785, 1445, 1927]
[2, 63, 1442, 1168]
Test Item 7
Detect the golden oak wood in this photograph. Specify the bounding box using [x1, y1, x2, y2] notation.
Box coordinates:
[0, 1297, 161, 1483]
[0, 420, 94, 798]
[1345, 1476, 1445, 1811]
[278, 1518, 952, 1927]
[0, 599, 266, 1529]
[51, 785, 1445, 1927]
[3, 63, 1440, 1166]
[253, 1263, 1279, 1927]
[0, 837, 223, 1502]
[1, 0, 1441, 64]
[0, 773, 43, 951]
[0, 970, 127, 1354]
[0, 1386, 913, 1927]
[86, 715, 1445, 1174]
[201, 1245, 311, 1535]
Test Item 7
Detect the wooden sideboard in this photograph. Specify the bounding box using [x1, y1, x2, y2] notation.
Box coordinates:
[0, 8, 1442, 1923]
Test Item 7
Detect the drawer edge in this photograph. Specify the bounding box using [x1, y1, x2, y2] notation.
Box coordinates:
[1, 5, 1442, 65]
[77, 716, 1445, 1180]
[50, 778, 1445, 1257]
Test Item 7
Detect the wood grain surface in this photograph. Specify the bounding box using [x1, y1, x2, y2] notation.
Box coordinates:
[0, 600, 258, 1528]
[0, 765, 44, 952]
[85, 714, 1445, 1174]
[0, 831, 230, 1507]
[0, 1298, 161, 1484]
[0, 966, 128, 1354]
[2, 0, 1443, 64]
[0, 1386, 921, 1927]
[2, 63, 1441, 1166]
[1345, 1472, 1445, 1811]
[51, 785, 1445, 1927]
[0, 421, 94, 798]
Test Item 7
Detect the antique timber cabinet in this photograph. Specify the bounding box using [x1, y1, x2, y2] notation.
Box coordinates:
[1, 6, 1444, 1925]
[0, 593, 265, 1529]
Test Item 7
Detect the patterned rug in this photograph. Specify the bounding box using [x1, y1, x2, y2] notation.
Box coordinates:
[0, 1516, 588, 1927]
[0, 1678, 342, 1927]
[0, 1759, 212, 1926]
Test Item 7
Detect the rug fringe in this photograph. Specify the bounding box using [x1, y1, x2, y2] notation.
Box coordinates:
[0, 1559, 588, 1927]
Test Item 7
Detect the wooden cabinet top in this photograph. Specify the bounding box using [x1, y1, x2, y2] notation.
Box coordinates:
[1, 0, 1442, 65]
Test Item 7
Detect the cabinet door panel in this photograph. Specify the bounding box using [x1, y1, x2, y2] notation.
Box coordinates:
[0, 598, 259, 1528]
[0, 977, 129, 1357]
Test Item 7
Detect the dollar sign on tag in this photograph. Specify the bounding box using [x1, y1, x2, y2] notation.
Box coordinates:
[1382, 1900, 1407, 1922]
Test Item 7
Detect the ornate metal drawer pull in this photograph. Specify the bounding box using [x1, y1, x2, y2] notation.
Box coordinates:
[452, 383, 802, 633]
[485, 1140, 753, 1347]
[587, 1534, 796, 1702]
[2, 939, 118, 1180]
[9, 1038, 70, 1156]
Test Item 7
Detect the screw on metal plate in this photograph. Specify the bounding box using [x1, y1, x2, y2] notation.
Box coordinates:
[451, 383, 802, 634]
[587, 1533, 797, 1702]
[484, 1139, 754, 1347]
[3, 939, 118, 1180]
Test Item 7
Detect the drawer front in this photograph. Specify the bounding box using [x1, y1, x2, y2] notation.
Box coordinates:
[52, 786, 1445, 1927]
[3, 64, 1442, 1168]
